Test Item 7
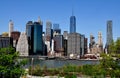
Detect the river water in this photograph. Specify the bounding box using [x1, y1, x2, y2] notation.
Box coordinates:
[25, 58, 99, 68]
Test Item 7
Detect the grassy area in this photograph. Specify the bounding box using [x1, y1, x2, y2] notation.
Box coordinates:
[28, 63, 120, 78]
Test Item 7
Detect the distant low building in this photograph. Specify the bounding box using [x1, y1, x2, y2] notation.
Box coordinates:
[0, 37, 13, 48]
[2, 32, 9, 37]
[11, 31, 21, 48]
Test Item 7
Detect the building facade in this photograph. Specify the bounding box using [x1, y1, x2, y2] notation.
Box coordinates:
[16, 32, 28, 56]
[11, 31, 21, 48]
[80, 35, 85, 56]
[0, 37, 13, 48]
[26, 21, 34, 55]
[63, 31, 68, 39]
[106, 20, 113, 53]
[33, 22, 43, 55]
[106, 20, 113, 46]
[46, 21, 52, 41]
[26, 20, 44, 55]
[67, 33, 81, 56]
[9, 20, 14, 37]
[97, 32, 103, 53]
[53, 35, 64, 56]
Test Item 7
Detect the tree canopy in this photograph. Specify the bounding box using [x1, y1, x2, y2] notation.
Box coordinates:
[0, 46, 26, 78]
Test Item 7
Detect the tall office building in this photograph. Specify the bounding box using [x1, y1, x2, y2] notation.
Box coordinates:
[26, 21, 34, 55]
[16, 32, 28, 56]
[67, 33, 81, 56]
[54, 35, 64, 56]
[33, 22, 43, 55]
[98, 32, 103, 53]
[9, 20, 14, 37]
[70, 14, 76, 33]
[106, 20, 113, 46]
[46, 21, 52, 41]
[26, 19, 43, 55]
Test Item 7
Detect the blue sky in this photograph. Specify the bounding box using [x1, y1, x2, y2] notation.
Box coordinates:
[0, 0, 120, 46]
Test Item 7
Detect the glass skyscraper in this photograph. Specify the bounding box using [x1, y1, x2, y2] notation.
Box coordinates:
[70, 16, 76, 33]
[26, 21, 34, 55]
[33, 22, 43, 55]
[106, 20, 113, 46]
[26, 21, 43, 55]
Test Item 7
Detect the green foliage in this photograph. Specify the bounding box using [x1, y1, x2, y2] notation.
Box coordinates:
[109, 39, 120, 54]
[0, 47, 27, 78]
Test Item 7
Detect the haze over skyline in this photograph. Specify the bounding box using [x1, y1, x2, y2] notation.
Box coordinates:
[0, 0, 120, 45]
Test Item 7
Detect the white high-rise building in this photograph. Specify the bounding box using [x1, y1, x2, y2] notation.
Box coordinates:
[16, 32, 28, 56]
[97, 32, 103, 53]
[98, 32, 103, 46]
[9, 20, 14, 37]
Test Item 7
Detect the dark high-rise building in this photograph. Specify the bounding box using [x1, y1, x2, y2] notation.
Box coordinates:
[64, 39, 67, 56]
[33, 22, 43, 55]
[26, 19, 44, 55]
[80, 35, 85, 56]
[84, 38, 88, 54]
[70, 15, 76, 33]
[26, 21, 34, 55]
[106, 20, 113, 46]
[105, 20, 113, 53]
[0, 37, 13, 48]
[53, 35, 64, 55]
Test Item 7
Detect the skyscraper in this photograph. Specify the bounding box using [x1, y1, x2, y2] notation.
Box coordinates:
[9, 20, 14, 37]
[33, 22, 43, 55]
[70, 15, 76, 33]
[26, 18, 44, 55]
[98, 32, 103, 53]
[106, 20, 113, 46]
[53, 35, 64, 56]
[26, 21, 34, 55]
[46, 21, 52, 41]
[67, 33, 80, 56]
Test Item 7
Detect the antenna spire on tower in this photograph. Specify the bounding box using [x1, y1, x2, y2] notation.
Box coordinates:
[72, 6, 74, 16]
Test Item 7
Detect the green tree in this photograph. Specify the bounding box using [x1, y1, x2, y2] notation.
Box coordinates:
[0, 47, 26, 78]
[99, 39, 120, 77]
[115, 38, 120, 54]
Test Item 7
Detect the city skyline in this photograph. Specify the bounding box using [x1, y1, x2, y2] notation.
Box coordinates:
[0, 0, 120, 45]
